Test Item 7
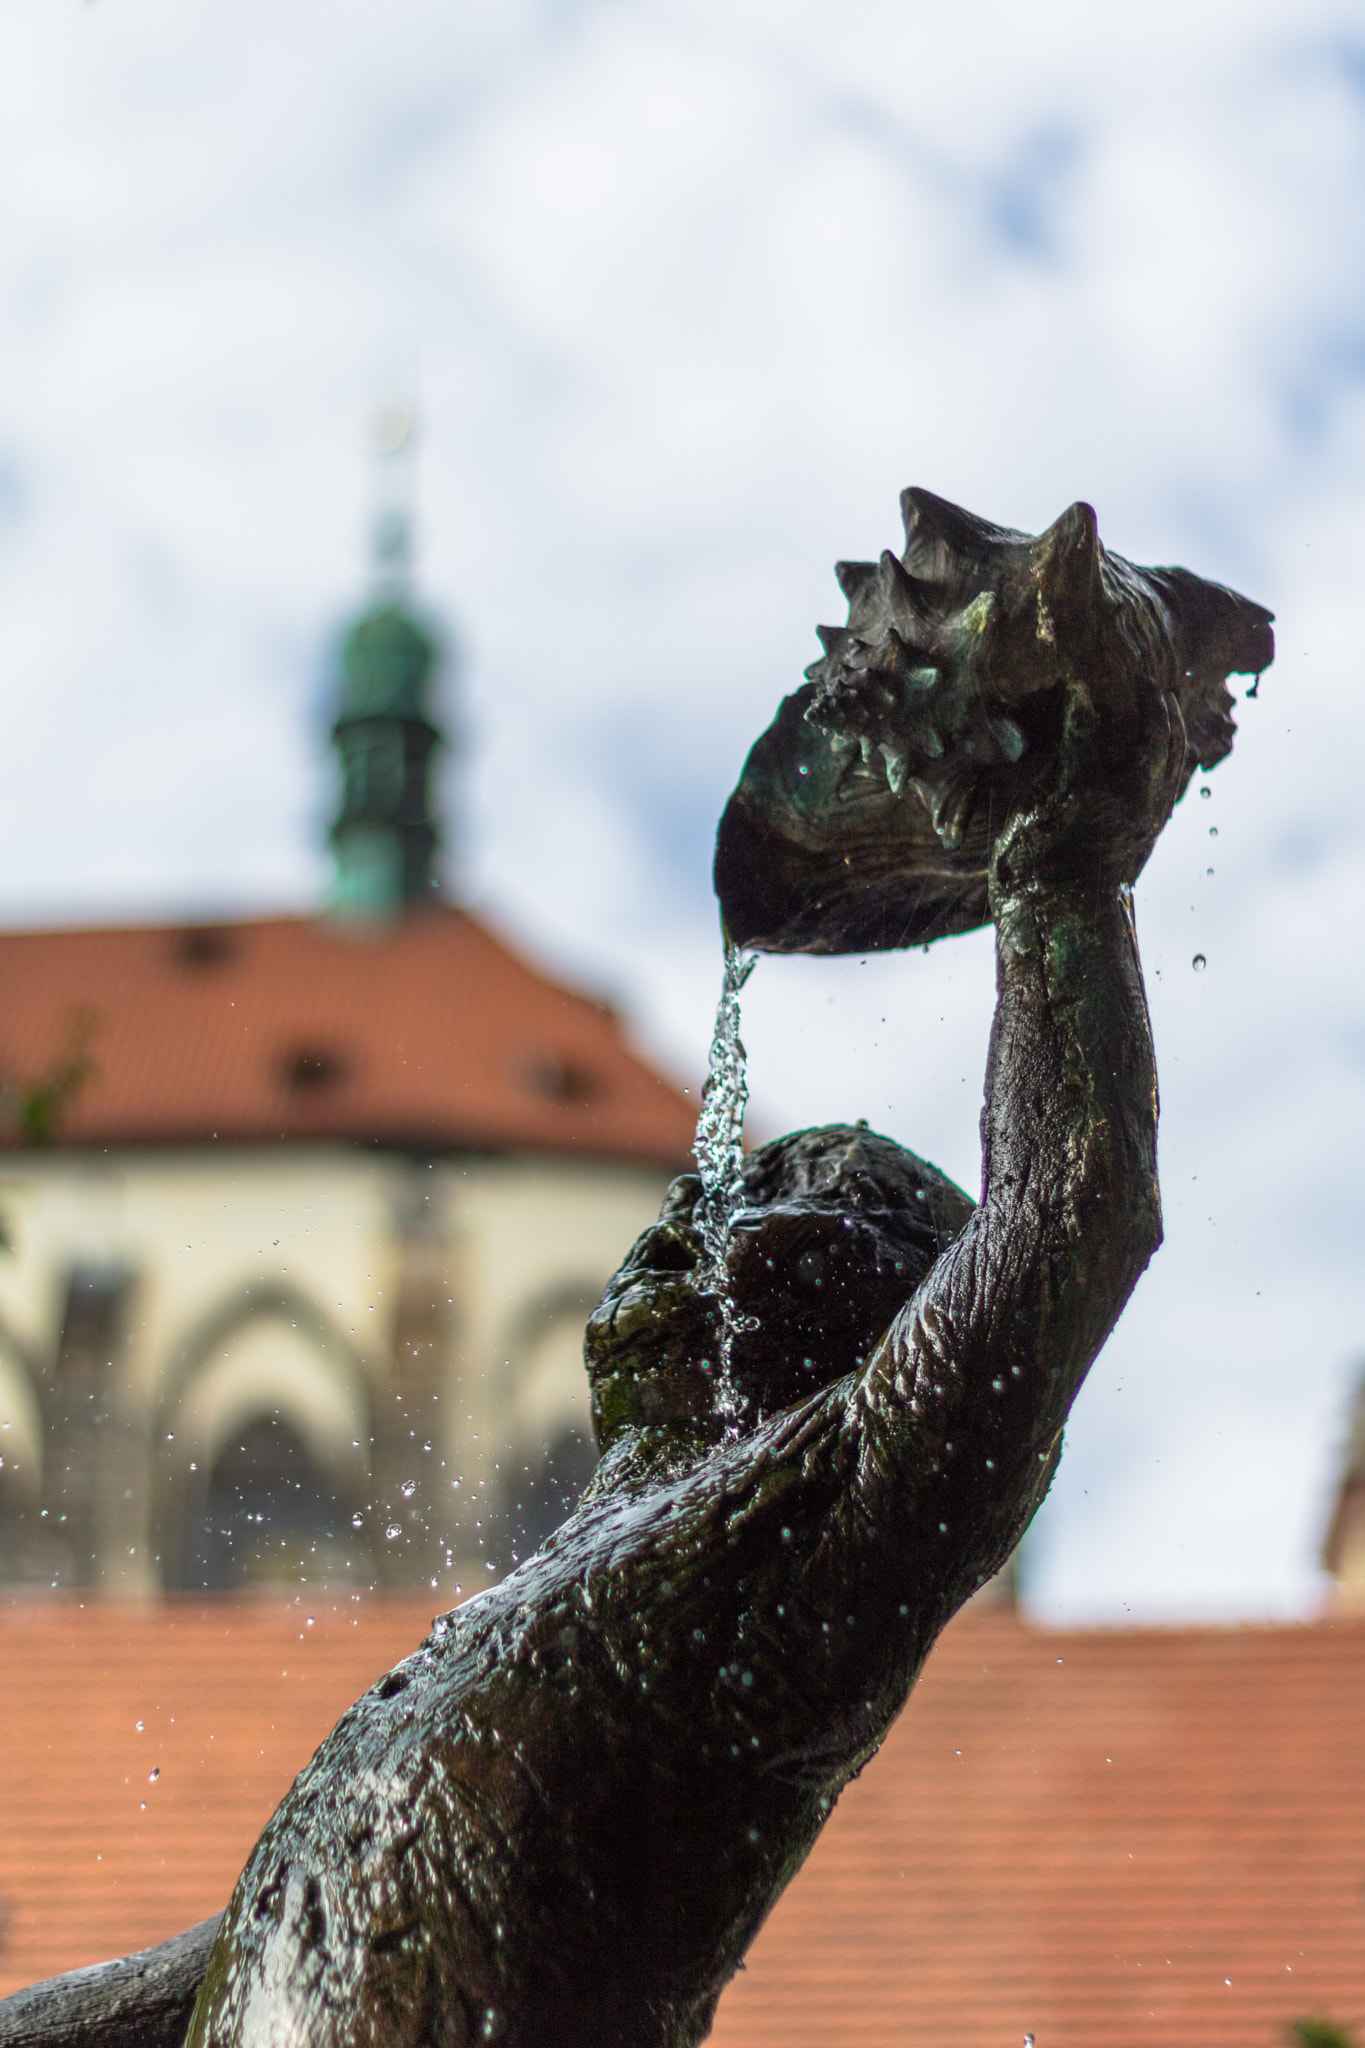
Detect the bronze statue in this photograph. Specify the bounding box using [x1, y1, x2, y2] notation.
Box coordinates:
[0, 491, 1273, 2048]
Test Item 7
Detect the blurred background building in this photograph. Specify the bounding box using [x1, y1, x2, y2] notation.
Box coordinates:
[1323, 1374, 1365, 1611]
[0, 422, 695, 1598]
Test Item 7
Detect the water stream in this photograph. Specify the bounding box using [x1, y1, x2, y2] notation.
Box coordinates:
[693, 939, 758, 1434]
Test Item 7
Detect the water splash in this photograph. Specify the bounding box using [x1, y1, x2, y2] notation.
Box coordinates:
[693, 940, 759, 1434]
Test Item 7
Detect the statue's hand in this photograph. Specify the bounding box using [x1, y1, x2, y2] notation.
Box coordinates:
[987, 662, 1189, 902]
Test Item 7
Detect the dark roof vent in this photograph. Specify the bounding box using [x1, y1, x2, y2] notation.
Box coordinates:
[281, 1046, 349, 1092]
[519, 1053, 600, 1105]
[173, 927, 236, 970]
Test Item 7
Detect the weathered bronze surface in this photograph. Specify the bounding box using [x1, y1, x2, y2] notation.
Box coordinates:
[0, 490, 1273, 2048]
[0, 1918, 223, 2048]
[715, 488, 1272, 952]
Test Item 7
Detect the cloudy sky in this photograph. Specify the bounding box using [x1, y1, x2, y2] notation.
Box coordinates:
[2, 0, 1364, 1622]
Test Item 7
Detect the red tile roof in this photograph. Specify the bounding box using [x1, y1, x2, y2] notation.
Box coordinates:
[0, 911, 696, 1167]
[1, 1604, 1360, 2043]
[0, 1595, 437, 1998]
[714, 1613, 1365, 2048]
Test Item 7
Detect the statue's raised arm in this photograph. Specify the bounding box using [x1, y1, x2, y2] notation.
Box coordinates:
[0, 492, 1272, 2048]
[707, 488, 1272, 1633]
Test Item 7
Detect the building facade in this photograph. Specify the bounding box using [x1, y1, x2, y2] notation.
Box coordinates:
[1323, 1371, 1365, 1609]
[0, 1119, 683, 1599]
[0, 579, 696, 1598]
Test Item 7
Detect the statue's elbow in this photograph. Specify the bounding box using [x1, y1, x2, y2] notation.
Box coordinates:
[1093, 1173, 1162, 1290]
[1134, 1187, 1163, 1273]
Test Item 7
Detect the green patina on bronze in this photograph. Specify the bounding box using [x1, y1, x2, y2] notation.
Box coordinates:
[0, 491, 1274, 2048]
[714, 488, 1272, 955]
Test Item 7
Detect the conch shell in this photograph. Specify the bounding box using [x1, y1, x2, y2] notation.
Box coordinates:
[714, 488, 1274, 955]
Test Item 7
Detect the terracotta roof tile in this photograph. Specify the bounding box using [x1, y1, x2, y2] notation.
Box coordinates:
[2, 1604, 1360, 2044]
[0, 912, 696, 1167]
[712, 1613, 1365, 2047]
[0, 1594, 437, 1997]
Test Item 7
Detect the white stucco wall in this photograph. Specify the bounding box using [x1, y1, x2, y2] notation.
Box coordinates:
[0, 1144, 674, 1596]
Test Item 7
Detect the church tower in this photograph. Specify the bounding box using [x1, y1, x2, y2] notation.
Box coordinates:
[329, 398, 448, 917]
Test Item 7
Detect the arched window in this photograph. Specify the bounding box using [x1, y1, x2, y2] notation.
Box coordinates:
[0, 1338, 43, 1586]
[0, 1459, 30, 1583]
[183, 1413, 351, 1592]
[157, 1296, 372, 1592]
[490, 1301, 600, 1571]
[504, 1425, 599, 1564]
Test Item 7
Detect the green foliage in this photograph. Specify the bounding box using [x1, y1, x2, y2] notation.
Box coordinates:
[1288, 2019, 1361, 2048]
[0, 1006, 99, 1149]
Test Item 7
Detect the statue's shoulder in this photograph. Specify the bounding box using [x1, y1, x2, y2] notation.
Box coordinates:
[339, 1392, 858, 1747]
[568, 1387, 857, 1600]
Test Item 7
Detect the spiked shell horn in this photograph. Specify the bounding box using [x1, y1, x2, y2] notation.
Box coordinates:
[714, 488, 1274, 956]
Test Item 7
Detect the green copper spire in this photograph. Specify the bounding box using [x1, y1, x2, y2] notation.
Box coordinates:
[329, 398, 449, 917]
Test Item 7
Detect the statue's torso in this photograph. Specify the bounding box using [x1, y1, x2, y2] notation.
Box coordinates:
[190, 1379, 954, 2048]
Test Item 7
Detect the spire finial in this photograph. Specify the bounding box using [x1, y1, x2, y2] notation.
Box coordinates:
[327, 385, 451, 920]
[367, 392, 416, 602]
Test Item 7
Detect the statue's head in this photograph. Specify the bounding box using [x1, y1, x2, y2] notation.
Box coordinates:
[585, 1123, 975, 1457]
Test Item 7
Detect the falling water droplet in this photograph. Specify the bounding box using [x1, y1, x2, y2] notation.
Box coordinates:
[1192, 954, 1207, 972]
[386, 1523, 401, 1541]
[351, 1513, 364, 1529]
[1208, 825, 1218, 837]
[135, 1720, 144, 1732]
[1200, 786, 1212, 800]
[149, 1767, 160, 1782]
[401, 1480, 416, 1499]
